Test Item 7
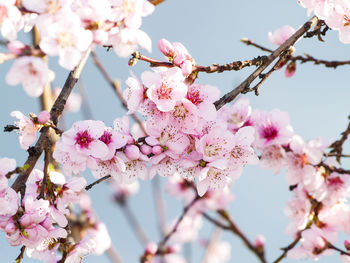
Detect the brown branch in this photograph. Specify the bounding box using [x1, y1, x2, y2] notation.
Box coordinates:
[241, 38, 273, 53]
[158, 195, 201, 249]
[38, 143, 50, 199]
[217, 210, 266, 263]
[11, 48, 91, 196]
[242, 38, 350, 69]
[304, 19, 330, 41]
[15, 246, 26, 263]
[5, 167, 24, 179]
[131, 52, 267, 74]
[327, 242, 350, 256]
[203, 213, 229, 229]
[272, 235, 302, 263]
[194, 56, 268, 73]
[243, 56, 286, 96]
[85, 175, 112, 191]
[329, 116, 350, 162]
[292, 54, 350, 68]
[214, 16, 319, 110]
[91, 51, 146, 135]
[148, 0, 165, 5]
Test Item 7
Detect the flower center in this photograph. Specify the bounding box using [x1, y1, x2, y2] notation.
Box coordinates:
[75, 130, 93, 149]
[186, 89, 202, 105]
[58, 32, 74, 48]
[262, 126, 278, 141]
[157, 83, 172, 100]
[99, 131, 113, 145]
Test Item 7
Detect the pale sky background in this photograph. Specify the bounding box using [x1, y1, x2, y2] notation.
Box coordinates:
[1, 0, 350, 262]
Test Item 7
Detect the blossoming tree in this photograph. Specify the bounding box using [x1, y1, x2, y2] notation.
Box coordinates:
[1, 0, 350, 262]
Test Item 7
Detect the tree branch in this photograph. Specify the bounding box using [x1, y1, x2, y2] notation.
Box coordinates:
[11, 48, 91, 196]
[85, 175, 112, 191]
[214, 16, 319, 110]
[217, 210, 266, 263]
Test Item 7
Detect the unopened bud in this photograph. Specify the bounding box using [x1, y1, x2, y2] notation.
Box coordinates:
[146, 242, 158, 255]
[158, 38, 175, 57]
[125, 145, 140, 160]
[37, 111, 50, 124]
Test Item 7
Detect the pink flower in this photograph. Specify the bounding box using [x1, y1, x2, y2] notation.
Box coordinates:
[0, 157, 16, 178]
[325, 0, 350, 43]
[143, 67, 188, 112]
[0, 186, 18, 221]
[124, 73, 146, 114]
[158, 38, 175, 57]
[225, 126, 259, 168]
[53, 120, 109, 175]
[287, 225, 337, 260]
[6, 56, 55, 97]
[0, 0, 22, 41]
[108, 27, 152, 57]
[110, 0, 155, 29]
[268, 25, 296, 45]
[196, 125, 234, 163]
[196, 161, 233, 196]
[187, 83, 221, 122]
[37, 9, 93, 70]
[251, 109, 294, 149]
[169, 99, 200, 135]
[22, 0, 72, 14]
[218, 97, 252, 131]
[11, 111, 40, 150]
[62, 120, 109, 158]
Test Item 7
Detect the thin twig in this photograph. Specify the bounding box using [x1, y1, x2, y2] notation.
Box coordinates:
[272, 235, 302, 263]
[38, 143, 50, 199]
[11, 48, 91, 196]
[327, 242, 350, 256]
[329, 116, 350, 162]
[85, 175, 112, 191]
[91, 51, 146, 135]
[158, 196, 200, 249]
[241, 38, 273, 53]
[15, 246, 26, 263]
[203, 213, 229, 229]
[218, 210, 266, 263]
[131, 52, 267, 74]
[214, 16, 319, 110]
[106, 246, 124, 263]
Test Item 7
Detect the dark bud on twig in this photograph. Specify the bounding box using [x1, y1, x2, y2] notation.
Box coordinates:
[4, 125, 19, 132]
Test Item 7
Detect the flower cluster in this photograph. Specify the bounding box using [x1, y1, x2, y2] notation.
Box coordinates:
[298, 0, 350, 43]
[0, 156, 112, 262]
[3, 0, 154, 97]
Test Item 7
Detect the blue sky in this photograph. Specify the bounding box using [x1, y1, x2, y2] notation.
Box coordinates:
[1, 1, 350, 262]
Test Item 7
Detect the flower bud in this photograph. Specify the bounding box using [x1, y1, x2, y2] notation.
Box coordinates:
[146, 242, 158, 255]
[7, 41, 26, 55]
[158, 38, 175, 57]
[125, 145, 140, 160]
[152, 145, 162, 155]
[140, 144, 152, 155]
[37, 111, 50, 124]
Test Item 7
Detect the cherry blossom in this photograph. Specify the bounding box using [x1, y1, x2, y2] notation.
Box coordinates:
[6, 56, 55, 97]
